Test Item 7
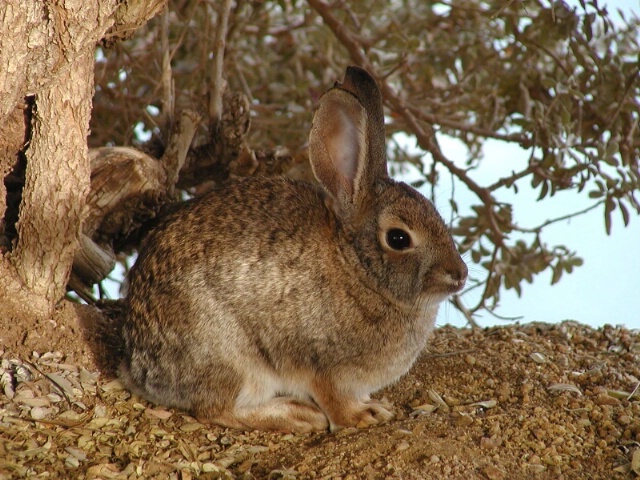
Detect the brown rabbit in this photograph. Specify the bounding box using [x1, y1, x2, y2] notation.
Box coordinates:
[120, 66, 467, 433]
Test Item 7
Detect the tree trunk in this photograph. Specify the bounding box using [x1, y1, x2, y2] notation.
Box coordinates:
[11, 45, 95, 312]
[0, 0, 166, 320]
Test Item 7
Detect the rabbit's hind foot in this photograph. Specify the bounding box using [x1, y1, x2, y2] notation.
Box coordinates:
[202, 397, 329, 434]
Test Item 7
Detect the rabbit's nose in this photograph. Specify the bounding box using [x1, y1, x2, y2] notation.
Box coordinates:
[455, 259, 468, 282]
[447, 257, 468, 293]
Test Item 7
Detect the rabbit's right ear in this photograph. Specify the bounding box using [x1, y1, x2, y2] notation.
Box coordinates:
[309, 67, 389, 218]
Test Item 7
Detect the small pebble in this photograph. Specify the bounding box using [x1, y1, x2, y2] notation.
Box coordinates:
[396, 440, 410, 452]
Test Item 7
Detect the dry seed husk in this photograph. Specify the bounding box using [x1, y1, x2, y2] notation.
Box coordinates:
[632, 449, 640, 475]
[470, 399, 497, 409]
[145, 407, 173, 419]
[412, 403, 438, 414]
[529, 352, 546, 364]
[547, 383, 583, 395]
[180, 422, 204, 432]
[427, 389, 449, 412]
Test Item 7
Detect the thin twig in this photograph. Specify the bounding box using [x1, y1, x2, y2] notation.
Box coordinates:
[6, 409, 95, 428]
[411, 108, 531, 145]
[471, 244, 501, 312]
[24, 361, 72, 408]
[491, 0, 518, 19]
[162, 109, 202, 193]
[484, 308, 524, 322]
[449, 295, 479, 328]
[627, 382, 640, 401]
[513, 30, 572, 77]
[209, 0, 233, 124]
[514, 200, 604, 234]
[424, 349, 477, 359]
[159, 9, 174, 127]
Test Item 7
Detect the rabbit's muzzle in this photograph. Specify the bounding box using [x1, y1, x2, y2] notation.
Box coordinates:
[448, 258, 468, 293]
[432, 252, 468, 295]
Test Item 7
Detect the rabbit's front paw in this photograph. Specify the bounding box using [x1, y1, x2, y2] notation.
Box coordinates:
[313, 378, 396, 430]
[353, 398, 395, 428]
[324, 398, 395, 432]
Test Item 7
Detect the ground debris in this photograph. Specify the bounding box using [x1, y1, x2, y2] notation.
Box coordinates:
[1, 320, 639, 479]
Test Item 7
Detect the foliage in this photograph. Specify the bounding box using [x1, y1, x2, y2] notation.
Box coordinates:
[90, 0, 640, 321]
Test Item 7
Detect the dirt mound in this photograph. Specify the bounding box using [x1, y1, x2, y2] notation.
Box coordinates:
[1, 303, 638, 479]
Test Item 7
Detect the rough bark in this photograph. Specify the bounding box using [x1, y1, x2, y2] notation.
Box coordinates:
[0, 0, 167, 320]
[11, 45, 95, 308]
[0, 104, 25, 242]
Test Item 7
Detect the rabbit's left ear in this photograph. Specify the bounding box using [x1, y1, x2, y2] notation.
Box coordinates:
[309, 67, 388, 216]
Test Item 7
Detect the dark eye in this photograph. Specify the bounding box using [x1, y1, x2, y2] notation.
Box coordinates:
[386, 228, 412, 251]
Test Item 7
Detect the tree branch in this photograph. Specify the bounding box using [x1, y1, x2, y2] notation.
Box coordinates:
[514, 200, 604, 234]
[410, 107, 531, 146]
[209, 0, 233, 125]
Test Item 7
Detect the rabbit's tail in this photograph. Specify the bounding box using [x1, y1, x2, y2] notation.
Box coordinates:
[77, 299, 126, 378]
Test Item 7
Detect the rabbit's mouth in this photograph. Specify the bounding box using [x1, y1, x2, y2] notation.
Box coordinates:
[448, 277, 467, 294]
[415, 285, 464, 309]
[423, 283, 464, 299]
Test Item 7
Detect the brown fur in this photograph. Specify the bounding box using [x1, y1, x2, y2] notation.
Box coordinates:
[119, 67, 467, 433]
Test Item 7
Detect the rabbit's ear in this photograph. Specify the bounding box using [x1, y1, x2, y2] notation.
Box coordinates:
[309, 67, 388, 214]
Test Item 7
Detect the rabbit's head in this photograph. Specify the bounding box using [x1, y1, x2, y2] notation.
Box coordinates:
[309, 66, 467, 308]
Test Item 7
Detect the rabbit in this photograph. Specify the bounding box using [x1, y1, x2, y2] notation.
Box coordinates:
[119, 66, 468, 433]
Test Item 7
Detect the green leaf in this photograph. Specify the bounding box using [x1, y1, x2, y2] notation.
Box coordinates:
[541, 77, 556, 90]
[504, 269, 522, 296]
[604, 197, 616, 235]
[569, 88, 585, 100]
[583, 13, 594, 41]
[531, 174, 542, 189]
[406, 37, 421, 50]
[541, 153, 556, 169]
[566, 255, 584, 268]
[538, 180, 549, 201]
[561, 104, 571, 125]
[619, 199, 630, 227]
[485, 276, 500, 300]
[551, 264, 563, 285]
[604, 140, 620, 166]
[511, 117, 532, 128]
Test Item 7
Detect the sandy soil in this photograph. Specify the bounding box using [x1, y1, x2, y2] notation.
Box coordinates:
[1, 301, 639, 479]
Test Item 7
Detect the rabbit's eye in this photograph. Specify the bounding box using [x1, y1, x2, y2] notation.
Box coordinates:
[386, 228, 412, 251]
